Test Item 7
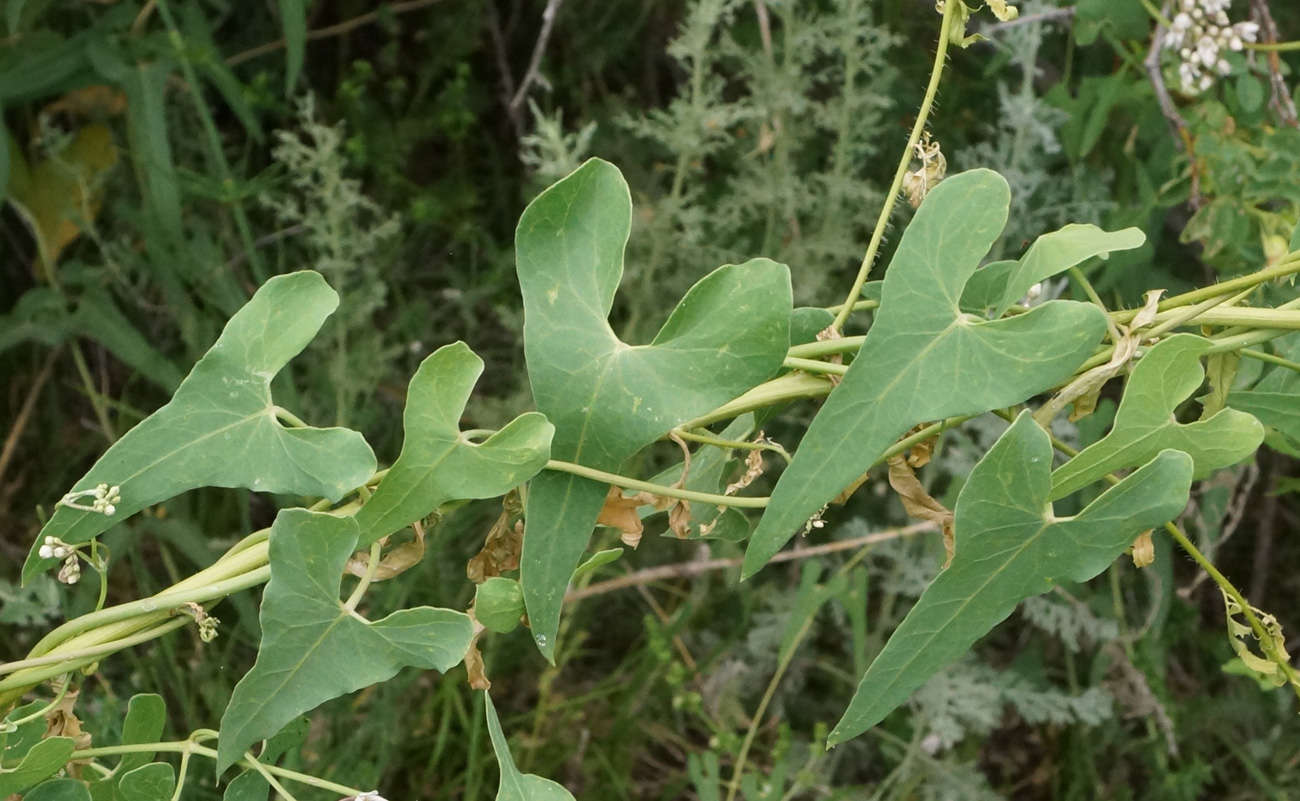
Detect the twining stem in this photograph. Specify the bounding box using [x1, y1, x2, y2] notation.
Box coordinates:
[831, 0, 959, 333]
[5, 676, 72, 726]
[672, 428, 792, 462]
[1113, 252, 1300, 323]
[1162, 307, 1300, 330]
[71, 739, 364, 798]
[1162, 521, 1300, 697]
[543, 460, 769, 508]
[784, 356, 848, 376]
[0, 618, 190, 691]
[683, 372, 834, 429]
[1141, 287, 1256, 341]
[344, 540, 383, 612]
[788, 335, 866, 360]
[1241, 348, 1300, 374]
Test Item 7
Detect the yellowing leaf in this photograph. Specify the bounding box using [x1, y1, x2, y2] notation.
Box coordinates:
[1222, 590, 1296, 689]
[987, 0, 1019, 22]
[9, 124, 117, 269]
[41, 85, 128, 118]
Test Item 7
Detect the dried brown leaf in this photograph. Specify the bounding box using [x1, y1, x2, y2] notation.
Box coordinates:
[597, 485, 645, 548]
[668, 500, 693, 539]
[467, 512, 524, 584]
[347, 535, 428, 583]
[832, 471, 871, 505]
[464, 624, 491, 691]
[726, 448, 765, 496]
[887, 455, 955, 567]
[45, 687, 92, 752]
[1130, 530, 1155, 568]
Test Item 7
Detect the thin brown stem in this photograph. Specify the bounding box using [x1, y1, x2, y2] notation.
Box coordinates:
[226, 0, 448, 67]
[565, 521, 935, 602]
[0, 347, 62, 488]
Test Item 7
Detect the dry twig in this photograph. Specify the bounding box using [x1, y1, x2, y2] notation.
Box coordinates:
[509, 0, 566, 112]
[565, 520, 936, 602]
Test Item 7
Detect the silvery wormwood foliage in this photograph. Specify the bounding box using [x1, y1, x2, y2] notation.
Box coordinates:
[1163, 0, 1259, 93]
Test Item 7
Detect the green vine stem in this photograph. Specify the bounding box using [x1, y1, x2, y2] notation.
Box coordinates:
[6, 244, 1299, 713]
[783, 356, 849, 376]
[1246, 39, 1300, 52]
[543, 460, 769, 508]
[672, 428, 792, 462]
[344, 540, 383, 612]
[1112, 252, 1300, 324]
[70, 738, 365, 798]
[830, 0, 959, 333]
[1241, 347, 1300, 374]
[4, 675, 72, 726]
[1162, 521, 1300, 696]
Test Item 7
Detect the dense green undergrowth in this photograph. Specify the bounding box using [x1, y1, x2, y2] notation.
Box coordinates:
[3, 1, 1300, 799]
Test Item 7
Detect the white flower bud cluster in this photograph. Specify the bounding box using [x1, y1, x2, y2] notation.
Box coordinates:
[1162, 0, 1259, 93]
[38, 536, 71, 561]
[40, 538, 83, 584]
[58, 483, 122, 516]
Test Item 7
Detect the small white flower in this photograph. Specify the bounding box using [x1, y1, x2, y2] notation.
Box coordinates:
[1161, 0, 1259, 93]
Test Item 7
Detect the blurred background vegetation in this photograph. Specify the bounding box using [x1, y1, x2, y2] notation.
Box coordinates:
[2, 0, 1299, 798]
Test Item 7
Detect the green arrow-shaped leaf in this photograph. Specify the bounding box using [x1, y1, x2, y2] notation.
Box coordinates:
[744, 170, 1108, 578]
[1227, 390, 1300, 454]
[87, 693, 166, 801]
[23, 779, 91, 801]
[829, 413, 1193, 746]
[0, 737, 75, 796]
[353, 342, 553, 548]
[485, 693, 575, 801]
[1050, 334, 1264, 499]
[220, 717, 308, 801]
[117, 763, 174, 801]
[989, 223, 1146, 317]
[516, 159, 792, 659]
[24, 271, 377, 583]
[1227, 344, 1300, 455]
[217, 509, 473, 773]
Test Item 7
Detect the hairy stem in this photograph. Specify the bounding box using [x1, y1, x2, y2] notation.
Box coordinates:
[832, 0, 959, 332]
